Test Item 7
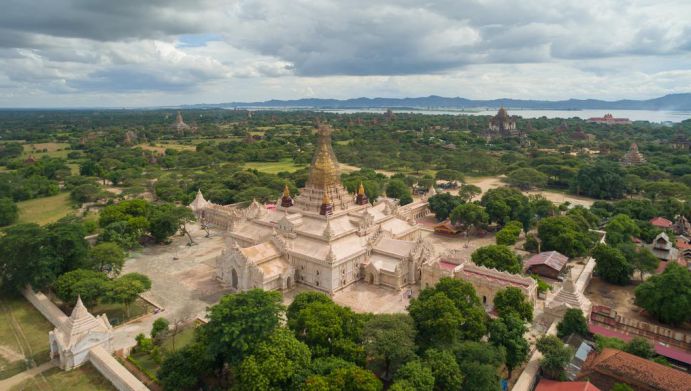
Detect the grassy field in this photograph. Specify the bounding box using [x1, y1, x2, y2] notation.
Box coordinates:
[128, 325, 197, 382]
[17, 193, 73, 226]
[22, 143, 71, 159]
[136, 143, 196, 154]
[0, 296, 54, 380]
[161, 327, 195, 352]
[244, 158, 306, 174]
[11, 363, 116, 391]
[89, 299, 151, 327]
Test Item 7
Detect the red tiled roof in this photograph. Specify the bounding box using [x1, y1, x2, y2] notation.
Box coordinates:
[588, 323, 691, 365]
[580, 348, 691, 390]
[524, 251, 568, 271]
[536, 379, 600, 391]
[676, 238, 691, 251]
[650, 216, 673, 228]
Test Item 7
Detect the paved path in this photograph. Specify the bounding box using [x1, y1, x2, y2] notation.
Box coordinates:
[114, 225, 230, 350]
[0, 361, 56, 390]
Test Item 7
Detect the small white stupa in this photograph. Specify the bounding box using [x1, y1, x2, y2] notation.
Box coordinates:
[49, 296, 113, 370]
[544, 270, 592, 324]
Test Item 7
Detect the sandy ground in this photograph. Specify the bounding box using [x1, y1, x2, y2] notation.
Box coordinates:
[113, 225, 232, 350]
[584, 276, 690, 334]
[283, 283, 420, 314]
[463, 176, 596, 207]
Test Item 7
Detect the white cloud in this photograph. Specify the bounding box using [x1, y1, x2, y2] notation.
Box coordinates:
[0, 0, 689, 106]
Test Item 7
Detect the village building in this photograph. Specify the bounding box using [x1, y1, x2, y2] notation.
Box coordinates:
[49, 297, 114, 370]
[433, 220, 461, 236]
[535, 379, 600, 391]
[191, 123, 433, 294]
[576, 348, 691, 391]
[621, 143, 646, 165]
[673, 215, 690, 236]
[645, 232, 679, 262]
[523, 251, 569, 280]
[586, 113, 632, 125]
[650, 216, 673, 229]
[420, 251, 538, 310]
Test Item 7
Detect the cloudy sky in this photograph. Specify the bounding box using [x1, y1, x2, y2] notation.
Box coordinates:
[1, 0, 690, 107]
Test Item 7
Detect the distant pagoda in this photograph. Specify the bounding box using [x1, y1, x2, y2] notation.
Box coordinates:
[622, 143, 646, 165]
[172, 111, 191, 133]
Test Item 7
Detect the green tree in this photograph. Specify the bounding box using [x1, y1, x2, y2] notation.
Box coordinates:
[453, 341, 505, 369]
[493, 287, 533, 322]
[427, 193, 463, 221]
[605, 214, 640, 246]
[537, 216, 593, 258]
[287, 291, 334, 328]
[203, 289, 284, 365]
[571, 161, 626, 199]
[392, 360, 434, 391]
[557, 309, 589, 339]
[0, 197, 18, 226]
[618, 243, 659, 281]
[471, 245, 522, 274]
[593, 244, 633, 285]
[88, 242, 126, 275]
[450, 203, 489, 244]
[506, 168, 548, 190]
[386, 179, 411, 201]
[53, 269, 109, 307]
[363, 314, 417, 381]
[0, 224, 55, 292]
[488, 314, 529, 377]
[409, 292, 464, 350]
[624, 337, 654, 359]
[458, 184, 481, 202]
[634, 263, 691, 326]
[423, 348, 464, 391]
[611, 384, 634, 391]
[459, 362, 501, 391]
[327, 366, 382, 391]
[536, 335, 573, 380]
[151, 318, 169, 341]
[237, 328, 311, 390]
[70, 183, 102, 203]
[495, 221, 522, 246]
[480, 187, 530, 226]
[44, 217, 89, 274]
[289, 298, 366, 363]
[105, 273, 151, 317]
[157, 344, 207, 391]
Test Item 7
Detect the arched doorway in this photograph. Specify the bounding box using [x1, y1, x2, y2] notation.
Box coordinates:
[231, 268, 238, 289]
[369, 274, 375, 284]
[286, 276, 292, 289]
[482, 295, 487, 305]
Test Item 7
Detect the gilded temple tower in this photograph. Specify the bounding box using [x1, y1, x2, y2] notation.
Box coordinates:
[293, 123, 354, 214]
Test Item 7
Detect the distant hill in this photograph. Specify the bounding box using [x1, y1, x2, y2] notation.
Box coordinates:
[185, 93, 691, 111]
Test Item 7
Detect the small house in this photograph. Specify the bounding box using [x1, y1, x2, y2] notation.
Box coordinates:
[524, 251, 568, 279]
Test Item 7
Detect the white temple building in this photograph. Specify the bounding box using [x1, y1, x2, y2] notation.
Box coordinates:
[191, 123, 432, 294]
[49, 296, 114, 370]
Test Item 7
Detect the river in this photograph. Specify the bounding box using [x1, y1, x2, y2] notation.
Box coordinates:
[319, 108, 690, 123]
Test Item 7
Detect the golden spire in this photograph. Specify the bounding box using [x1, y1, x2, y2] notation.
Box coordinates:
[358, 181, 365, 196]
[307, 123, 341, 189]
[283, 183, 290, 197]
